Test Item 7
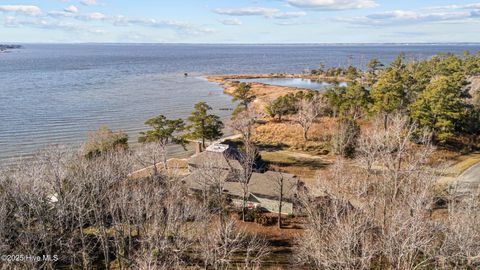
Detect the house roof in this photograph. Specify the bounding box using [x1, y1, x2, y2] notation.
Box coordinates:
[248, 171, 298, 199]
[182, 170, 298, 201]
[206, 143, 230, 153]
[187, 145, 242, 171]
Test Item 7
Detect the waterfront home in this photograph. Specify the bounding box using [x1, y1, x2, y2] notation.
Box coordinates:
[183, 143, 299, 214]
[188, 143, 243, 171]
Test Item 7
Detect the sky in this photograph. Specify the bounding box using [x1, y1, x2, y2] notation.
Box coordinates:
[1, 0, 480, 43]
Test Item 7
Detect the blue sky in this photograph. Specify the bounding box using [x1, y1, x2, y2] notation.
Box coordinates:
[1, 0, 480, 43]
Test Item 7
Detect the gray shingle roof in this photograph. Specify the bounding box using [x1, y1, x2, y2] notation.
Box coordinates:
[182, 170, 298, 201]
[188, 150, 243, 171]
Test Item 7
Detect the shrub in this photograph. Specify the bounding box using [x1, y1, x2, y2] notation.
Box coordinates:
[82, 126, 128, 159]
[331, 116, 360, 158]
[255, 214, 278, 226]
[238, 208, 258, 222]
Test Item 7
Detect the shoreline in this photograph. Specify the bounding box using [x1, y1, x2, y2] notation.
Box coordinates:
[206, 73, 346, 112]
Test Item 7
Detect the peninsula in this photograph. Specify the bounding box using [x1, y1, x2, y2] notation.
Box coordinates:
[0, 44, 22, 52]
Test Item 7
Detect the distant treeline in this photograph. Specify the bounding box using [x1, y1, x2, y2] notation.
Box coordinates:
[0, 44, 22, 51]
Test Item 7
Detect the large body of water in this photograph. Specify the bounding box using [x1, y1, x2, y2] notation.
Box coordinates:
[237, 78, 348, 90]
[1, 44, 480, 163]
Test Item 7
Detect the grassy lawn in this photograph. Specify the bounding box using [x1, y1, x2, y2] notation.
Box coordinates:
[447, 152, 480, 174]
[254, 119, 333, 155]
[436, 152, 480, 192]
[261, 150, 333, 184]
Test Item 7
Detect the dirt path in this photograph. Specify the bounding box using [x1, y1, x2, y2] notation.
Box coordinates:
[436, 152, 480, 195]
[454, 162, 480, 196]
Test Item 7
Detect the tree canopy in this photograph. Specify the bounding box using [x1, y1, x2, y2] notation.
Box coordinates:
[265, 91, 316, 121]
[265, 93, 298, 121]
[410, 75, 469, 143]
[322, 51, 480, 145]
[366, 58, 384, 86]
[370, 55, 409, 117]
[187, 102, 224, 148]
[232, 82, 256, 115]
[138, 115, 186, 147]
[325, 83, 370, 119]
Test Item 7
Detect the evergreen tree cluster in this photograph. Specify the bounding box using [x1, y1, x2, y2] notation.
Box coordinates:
[265, 91, 317, 121]
[325, 52, 480, 145]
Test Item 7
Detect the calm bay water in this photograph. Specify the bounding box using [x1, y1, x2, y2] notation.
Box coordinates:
[237, 78, 348, 90]
[1, 43, 479, 163]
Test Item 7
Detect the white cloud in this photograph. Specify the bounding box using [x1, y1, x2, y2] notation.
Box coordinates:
[3, 16, 18, 27]
[90, 28, 106, 34]
[286, 0, 378, 10]
[425, 3, 480, 11]
[64, 5, 78, 13]
[5, 4, 217, 38]
[273, 11, 307, 19]
[340, 9, 478, 26]
[2, 16, 105, 34]
[80, 0, 97, 6]
[384, 10, 472, 22]
[0, 5, 42, 16]
[47, 9, 216, 35]
[112, 16, 217, 35]
[87, 12, 106, 20]
[463, 3, 480, 9]
[213, 7, 306, 19]
[213, 7, 279, 17]
[275, 21, 307, 25]
[49, 10, 107, 21]
[340, 2, 480, 26]
[219, 18, 242, 25]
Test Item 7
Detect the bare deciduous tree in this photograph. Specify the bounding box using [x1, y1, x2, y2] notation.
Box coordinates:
[294, 95, 326, 141]
[0, 142, 271, 270]
[299, 197, 377, 270]
[271, 170, 296, 228]
[437, 196, 480, 268]
[331, 114, 360, 158]
[134, 141, 167, 178]
[194, 160, 229, 214]
[230, 107, 261, 222]
[229, 108, 259, 147]
[237, 145, 258, 222]
[299, 114, 442, 270]
[200, 219, 269, 270]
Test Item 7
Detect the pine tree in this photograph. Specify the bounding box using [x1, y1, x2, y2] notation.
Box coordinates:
[264, 93, 298, 121]
[187, 102, 224, 148]
[410, 75, 468, 143]
[370, 54, 408, 129]
[232, 82, 255, 115]
[138, 115, 185, 145]
[325, 83, 370, 119]
[138, 115, 186, 170]
[366, 58, 384, 87]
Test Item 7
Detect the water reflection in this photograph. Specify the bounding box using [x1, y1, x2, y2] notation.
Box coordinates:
[237, 78, 347, 91]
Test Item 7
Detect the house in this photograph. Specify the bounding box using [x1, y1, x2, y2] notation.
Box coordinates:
[188, 143, 242, 172]
[187, 142, 243, 182]
[183, 143, 300, 214]
[182, 170, 298, 214]
[227, 171, 298, 214]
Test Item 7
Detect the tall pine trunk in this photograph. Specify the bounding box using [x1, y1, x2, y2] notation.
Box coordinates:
[383, 113, 388, 131]
[303, 128, 309, 142]
[278, 185, 283, 229]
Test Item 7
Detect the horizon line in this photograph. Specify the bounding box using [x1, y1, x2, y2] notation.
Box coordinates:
[4, 42, 480, 46]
